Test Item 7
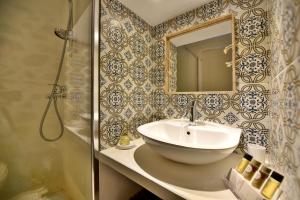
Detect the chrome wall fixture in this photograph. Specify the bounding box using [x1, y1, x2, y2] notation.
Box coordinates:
[39, 0, 74, 142]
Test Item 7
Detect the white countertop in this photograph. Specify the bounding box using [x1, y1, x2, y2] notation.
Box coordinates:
[96, 138, 238, 200]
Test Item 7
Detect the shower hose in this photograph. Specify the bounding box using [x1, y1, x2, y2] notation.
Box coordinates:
[39, 0, 73, 142]
[39, 37, 67, 142]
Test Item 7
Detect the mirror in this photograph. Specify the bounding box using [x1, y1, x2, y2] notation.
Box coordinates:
[166, 14, 236, 93]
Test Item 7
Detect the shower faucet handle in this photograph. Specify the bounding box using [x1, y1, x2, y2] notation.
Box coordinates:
[189, 100, 197, 123]
[46, 84, 67, 99]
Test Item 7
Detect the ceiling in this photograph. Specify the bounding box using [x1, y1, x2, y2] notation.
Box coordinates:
[118, 0, 211, 26]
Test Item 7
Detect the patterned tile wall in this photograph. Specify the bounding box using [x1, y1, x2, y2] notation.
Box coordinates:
[150, 0, 270, 150]
[268, 0, 300, 199]
[100, 0, 271, 150]
[99, 0, 300, 197]
[100, 0, 155, 148]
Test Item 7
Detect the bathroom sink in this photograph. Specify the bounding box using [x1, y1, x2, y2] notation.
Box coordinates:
[137, 119, 241, 165]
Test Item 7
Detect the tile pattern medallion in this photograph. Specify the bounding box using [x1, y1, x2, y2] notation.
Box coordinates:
[268, 0, 300, 199]
[100, 0, 271, 151]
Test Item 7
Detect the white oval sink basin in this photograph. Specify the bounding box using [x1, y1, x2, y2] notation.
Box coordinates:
[137, 119, 241, 165]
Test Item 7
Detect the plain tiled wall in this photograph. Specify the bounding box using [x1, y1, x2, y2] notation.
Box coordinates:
[0, 0, 91, 198]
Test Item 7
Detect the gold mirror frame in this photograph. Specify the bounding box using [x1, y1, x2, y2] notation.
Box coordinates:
[165, 14, 237, 94]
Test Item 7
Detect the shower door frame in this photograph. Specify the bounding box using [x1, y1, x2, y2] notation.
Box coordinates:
[91, 0, 100, 199]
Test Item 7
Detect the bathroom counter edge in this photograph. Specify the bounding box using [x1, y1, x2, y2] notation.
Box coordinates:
[95, 138, 237, 200]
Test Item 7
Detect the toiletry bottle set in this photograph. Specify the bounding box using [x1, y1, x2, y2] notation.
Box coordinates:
[236, 153, 253, 173]
[235, 153, 284, 199]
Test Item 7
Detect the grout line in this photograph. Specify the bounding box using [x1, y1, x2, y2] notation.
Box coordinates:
[272, 56, 300, 81]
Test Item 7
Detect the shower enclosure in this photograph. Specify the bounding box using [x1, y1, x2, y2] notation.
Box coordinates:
[0, 0, 98, 199]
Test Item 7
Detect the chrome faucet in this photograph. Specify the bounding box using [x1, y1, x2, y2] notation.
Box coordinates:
[189, 100, 197, 123]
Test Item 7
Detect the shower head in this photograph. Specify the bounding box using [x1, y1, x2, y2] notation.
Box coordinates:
[54, 0, 73, 40]
[54, 28, 73, 40]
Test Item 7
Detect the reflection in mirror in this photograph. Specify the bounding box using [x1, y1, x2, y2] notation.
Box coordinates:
[167, 15, 236, 93]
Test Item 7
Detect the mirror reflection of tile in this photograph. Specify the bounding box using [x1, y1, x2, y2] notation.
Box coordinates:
[171, 30, 233, 92]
